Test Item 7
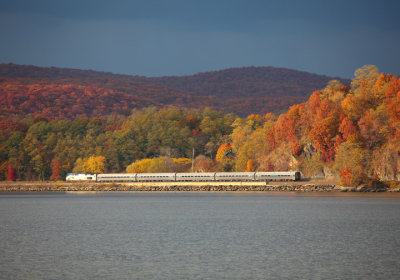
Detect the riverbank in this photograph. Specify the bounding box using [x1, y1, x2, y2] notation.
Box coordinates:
[0, 181, 399, 192]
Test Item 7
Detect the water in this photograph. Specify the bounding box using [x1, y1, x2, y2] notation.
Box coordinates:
[1, 192, 400, 279]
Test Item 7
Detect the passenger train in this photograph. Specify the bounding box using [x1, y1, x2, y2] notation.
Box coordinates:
[66, 171, 301, 182]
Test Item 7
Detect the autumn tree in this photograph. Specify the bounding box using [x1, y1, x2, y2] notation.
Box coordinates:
[172, 158, 192, 172]
[351, 65, 379, 90]
[309, 116, 338, 162]
[193, 155, 215, 172]
[8, 163, 16, 181]
[245, 159, 255, 172]
[384, 78, 400, 137]
[126, 158, 152, 173]
[50, 159, 61, 180]
[371, 144, 398, 180]
[82, 156, 106, 174]
[334, 140, 369, 183]
[72, 158, 84, 173]
[338, 117, 359, 142]
[216, 143, 234, 162]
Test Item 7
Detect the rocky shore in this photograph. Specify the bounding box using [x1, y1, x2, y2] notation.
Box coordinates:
[0, 182, 399, 192]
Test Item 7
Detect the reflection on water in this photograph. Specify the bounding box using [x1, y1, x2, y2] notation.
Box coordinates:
[1, 192, 400, 279]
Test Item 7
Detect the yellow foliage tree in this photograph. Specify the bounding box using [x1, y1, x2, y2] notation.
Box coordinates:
[82, 156, 106, 173]
[172, 157, 192, 172]
[126, 158, 152, 173]
[73, 156, 106, 173]
[126, 157, 192, 173]
[72, 157, 84, 173]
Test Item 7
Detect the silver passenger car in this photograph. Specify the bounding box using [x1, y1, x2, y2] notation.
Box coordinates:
[215, 172, 256, 181]
[176, 172, 215, 181]
[96, 173, 137, 182]
[136, 173, 176, 181]
[255, 171, 300, 181]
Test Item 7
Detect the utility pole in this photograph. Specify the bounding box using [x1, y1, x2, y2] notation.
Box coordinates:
[192, 147, 195, 173]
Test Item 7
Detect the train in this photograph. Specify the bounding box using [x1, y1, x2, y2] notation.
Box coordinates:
[66, 171, 301, 182]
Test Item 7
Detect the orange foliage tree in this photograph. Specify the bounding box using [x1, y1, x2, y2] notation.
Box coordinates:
[384, 78, 400, 137]
[216, 143, 233, 162]
[309, 116, 338, 162]
[338, 117, 359, 143]
[245, 159, 255, 172]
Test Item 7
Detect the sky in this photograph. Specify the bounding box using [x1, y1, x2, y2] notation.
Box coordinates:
[0, 0, 399, 78]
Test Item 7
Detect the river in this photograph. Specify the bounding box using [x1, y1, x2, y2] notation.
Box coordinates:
[1, 192, 399, 279]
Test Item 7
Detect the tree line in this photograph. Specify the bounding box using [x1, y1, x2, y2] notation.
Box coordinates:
[0, 66, 399, 186]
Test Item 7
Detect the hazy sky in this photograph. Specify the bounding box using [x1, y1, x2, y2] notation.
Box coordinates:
[0, 0, 399, 78]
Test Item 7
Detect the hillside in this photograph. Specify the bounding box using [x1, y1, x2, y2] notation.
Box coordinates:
[0, 82, 162, 119]
[0, 63, 349, 118]
[0, 65, 399, 183]
[145, 66, 346, 98]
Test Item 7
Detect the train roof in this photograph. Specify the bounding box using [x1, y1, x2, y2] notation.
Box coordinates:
[255, 171, 298, 174]
[216, 172, 255, 175]
[136, 173, 176, 176]
[97, 173, 137, 176]
[176, 172, 215, 176]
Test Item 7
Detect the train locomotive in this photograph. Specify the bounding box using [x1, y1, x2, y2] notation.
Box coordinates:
[66, 171, 301, 182]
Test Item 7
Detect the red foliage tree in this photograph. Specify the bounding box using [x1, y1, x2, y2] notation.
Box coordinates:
[339, 168, 352, 186]
[338, 117, 359, 141]
[50, 159, 61, 181]
[8, 163, 16, 181]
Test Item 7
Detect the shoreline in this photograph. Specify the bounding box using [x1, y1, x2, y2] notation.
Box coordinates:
[0, 181, 398, 192]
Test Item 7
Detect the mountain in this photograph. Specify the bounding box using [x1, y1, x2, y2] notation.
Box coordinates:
[0, 63, 349, 118]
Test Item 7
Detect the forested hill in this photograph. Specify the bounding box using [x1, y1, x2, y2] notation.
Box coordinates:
[0, 63, 349, 118]
[0, 65, 399, 184]
[145, 66, 348, 98]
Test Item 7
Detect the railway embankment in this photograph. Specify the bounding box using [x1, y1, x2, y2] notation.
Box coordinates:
[0, 181, 399, 192]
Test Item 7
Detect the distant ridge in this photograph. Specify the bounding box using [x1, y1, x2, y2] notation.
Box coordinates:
[146, 66, 348, 98]
[0, 63, 350, 118]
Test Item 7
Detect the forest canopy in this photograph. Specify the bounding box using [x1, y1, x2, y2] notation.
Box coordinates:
[0, 63, 348, 117]
[0, 66, 399, 185]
